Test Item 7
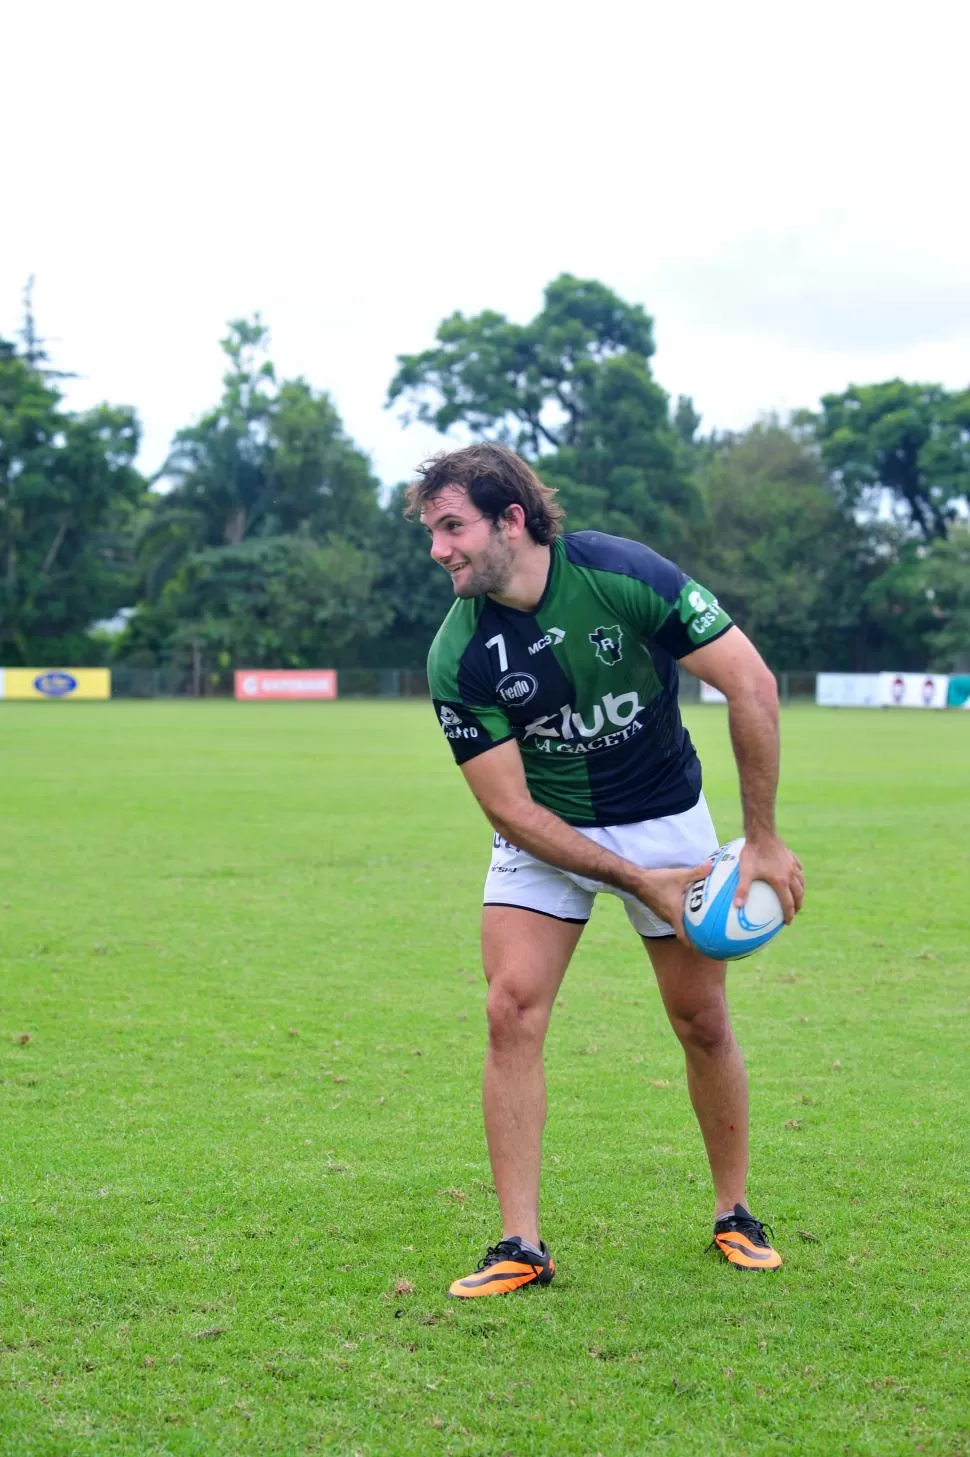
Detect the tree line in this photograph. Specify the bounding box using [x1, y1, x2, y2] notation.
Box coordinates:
[2, 275, 968, 684]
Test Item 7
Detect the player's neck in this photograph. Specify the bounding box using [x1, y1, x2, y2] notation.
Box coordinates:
[488, 541, 551, 612]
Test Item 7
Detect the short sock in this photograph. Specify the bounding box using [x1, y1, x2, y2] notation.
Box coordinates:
[506, 1235, 544, 1258]
[715, 1204, 750, 1225]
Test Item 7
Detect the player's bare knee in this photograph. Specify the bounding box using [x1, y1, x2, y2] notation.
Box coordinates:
[669, 1000, 733, 1056]
[486, 982, 548, 1050]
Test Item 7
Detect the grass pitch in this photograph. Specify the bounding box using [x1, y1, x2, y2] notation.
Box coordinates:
[0, 700, 968, 1456]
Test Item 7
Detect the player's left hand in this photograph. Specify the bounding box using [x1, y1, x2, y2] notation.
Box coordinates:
[735, 835, 804, 924]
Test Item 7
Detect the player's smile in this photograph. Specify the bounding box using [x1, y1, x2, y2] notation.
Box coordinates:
[440, 556, 473, 591]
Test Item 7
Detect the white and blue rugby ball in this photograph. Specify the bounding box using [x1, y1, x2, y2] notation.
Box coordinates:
[683, 838, 784, 960]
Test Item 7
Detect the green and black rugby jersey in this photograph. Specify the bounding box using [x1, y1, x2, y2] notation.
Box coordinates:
[427, 531, 732, 827]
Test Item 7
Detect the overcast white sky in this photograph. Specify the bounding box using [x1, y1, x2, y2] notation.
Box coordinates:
[4, 0, 968, 488]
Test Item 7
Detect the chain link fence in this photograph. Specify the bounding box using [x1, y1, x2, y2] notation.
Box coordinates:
[110, 660, 430, 699]
[677, 668, 815, 703]
[110, 658, 814, 702]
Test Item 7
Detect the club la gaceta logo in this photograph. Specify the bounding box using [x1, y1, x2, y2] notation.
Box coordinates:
[523, 690, 645, 755]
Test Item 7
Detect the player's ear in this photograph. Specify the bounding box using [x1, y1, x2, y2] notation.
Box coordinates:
[501, 503, 527, 537]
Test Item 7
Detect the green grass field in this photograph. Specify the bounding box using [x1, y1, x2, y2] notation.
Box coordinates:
[1, 701, 968, 1456]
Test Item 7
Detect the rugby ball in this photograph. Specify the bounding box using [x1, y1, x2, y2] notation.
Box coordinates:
[683, 838, 784, 960]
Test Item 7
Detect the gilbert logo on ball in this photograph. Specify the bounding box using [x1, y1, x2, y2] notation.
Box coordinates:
[683, 838, 784, 960]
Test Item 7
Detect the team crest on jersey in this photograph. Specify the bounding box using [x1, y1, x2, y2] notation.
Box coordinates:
[589, 624, 623, 666]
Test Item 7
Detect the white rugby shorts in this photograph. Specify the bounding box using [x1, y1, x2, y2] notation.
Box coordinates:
[483, 794, 719, 938]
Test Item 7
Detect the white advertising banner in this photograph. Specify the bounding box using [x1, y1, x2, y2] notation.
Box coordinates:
[877, 672, 949, 709]
[815, 673, 881, 708]
[699, 682, 727, 704]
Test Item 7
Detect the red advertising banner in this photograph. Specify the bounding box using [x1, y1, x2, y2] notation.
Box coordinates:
[234, 670, 338, 701]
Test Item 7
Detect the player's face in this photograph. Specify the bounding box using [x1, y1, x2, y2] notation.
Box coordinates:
[422, 487, 514, 598]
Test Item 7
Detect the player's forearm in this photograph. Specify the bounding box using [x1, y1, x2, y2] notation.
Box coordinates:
[486, 798, 646, 896]
[726, 671, 780, 840]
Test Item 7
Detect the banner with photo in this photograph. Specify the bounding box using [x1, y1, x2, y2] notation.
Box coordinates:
[876, 672, 949, 709]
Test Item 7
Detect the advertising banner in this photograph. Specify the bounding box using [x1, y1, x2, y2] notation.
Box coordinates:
[235, 670, 338, 701]
[946, 675, 970, 708]
[699, 682, 727, 704]
[815, 673, 881, 708]
[0, 668, 111, 701]
[876, 672, 949, 709]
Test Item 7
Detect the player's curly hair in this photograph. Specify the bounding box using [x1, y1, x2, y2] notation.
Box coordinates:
[404, 443, 565, 545]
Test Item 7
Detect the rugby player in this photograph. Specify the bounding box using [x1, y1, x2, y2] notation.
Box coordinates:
[408, 443, 804, 1296]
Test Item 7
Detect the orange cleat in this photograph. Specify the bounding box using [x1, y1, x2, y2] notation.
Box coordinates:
[709, 1206, 783, 1270]
[448, 1238, 555, 1298]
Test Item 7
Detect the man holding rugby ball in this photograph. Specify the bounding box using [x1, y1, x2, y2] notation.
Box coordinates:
[410, 443, 804, 1295]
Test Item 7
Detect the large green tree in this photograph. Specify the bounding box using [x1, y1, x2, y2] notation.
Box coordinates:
[387, 274, 701, 556]
[139, 319, 382, 600]
[356, 483, 454, 667]
[0, 336, 143, 664]
[691, 422, 889, 670]
[125, 533, 392, 689]
[125, 316, 397, 678]
[389, 274, 657, 451]
[539, 352, 701, 555]
[862, 526, 970, 671]
[806, 380, 970, 540]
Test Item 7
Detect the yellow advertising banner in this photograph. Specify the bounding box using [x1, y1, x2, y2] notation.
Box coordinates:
[0, 668, 111, 701]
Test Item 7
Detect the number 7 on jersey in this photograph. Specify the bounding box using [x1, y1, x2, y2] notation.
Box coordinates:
[485, 634, 508, 673]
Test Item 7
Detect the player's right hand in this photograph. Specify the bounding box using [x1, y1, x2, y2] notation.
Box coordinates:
[637, 861, 712, 943]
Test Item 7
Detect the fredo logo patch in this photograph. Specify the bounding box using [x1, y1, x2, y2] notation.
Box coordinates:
[588, 624, 623, 665]
[496, 671, 538, 706]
